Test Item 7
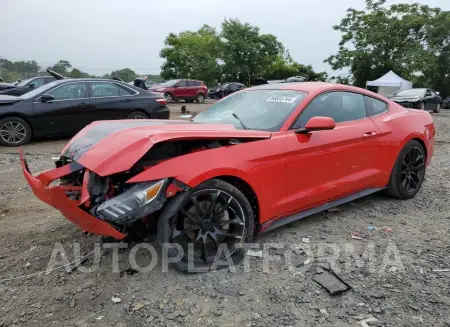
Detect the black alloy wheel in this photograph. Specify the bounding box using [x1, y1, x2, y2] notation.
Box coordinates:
[399, 146, 425, 193]
[387, 140, 426, 199]
[127, 111, 148, 119]
[159, 179, 254, 272]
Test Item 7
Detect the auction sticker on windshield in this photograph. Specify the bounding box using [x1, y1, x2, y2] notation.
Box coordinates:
[266, 95, 298, 103]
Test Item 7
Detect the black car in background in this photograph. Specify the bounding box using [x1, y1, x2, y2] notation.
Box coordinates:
[0, 81, 16, 92]
[208, 82, 246, 99]
[0, 76, 57, 96]
[390, 88, 441, 113]
[443, 96, 450, 109]
[0, 78, 169, 146]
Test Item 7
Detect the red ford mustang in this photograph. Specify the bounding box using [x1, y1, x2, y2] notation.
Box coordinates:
[21, 82, 435, 272]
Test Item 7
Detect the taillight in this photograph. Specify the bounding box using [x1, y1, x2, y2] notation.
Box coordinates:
[156, 98, 167, 105]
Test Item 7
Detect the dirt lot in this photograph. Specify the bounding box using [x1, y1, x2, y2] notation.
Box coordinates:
[0, 106, 449, 327]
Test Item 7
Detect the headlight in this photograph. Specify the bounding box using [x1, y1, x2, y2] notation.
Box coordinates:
[95, 179, 167, 224]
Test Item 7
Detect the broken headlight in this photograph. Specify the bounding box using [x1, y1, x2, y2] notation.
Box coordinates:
[95, 179, 168, 225]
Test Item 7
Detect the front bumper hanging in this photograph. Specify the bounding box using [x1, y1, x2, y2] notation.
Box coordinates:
[20, 150, 126, 240]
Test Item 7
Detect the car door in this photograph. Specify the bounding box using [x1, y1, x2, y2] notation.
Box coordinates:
[424, 89, 438, 110]
[283, 91, 382, 213]
[32, 81, 90, 134]
[186, 80, 201, 98]
[88, 81, 138, 122]
[173, 80, 188, 99]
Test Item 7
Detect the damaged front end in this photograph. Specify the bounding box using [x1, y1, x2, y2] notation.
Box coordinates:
[20, 150, 187, 240]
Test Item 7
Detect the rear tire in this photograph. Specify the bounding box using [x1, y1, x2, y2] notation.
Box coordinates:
[158, 178, 254, 273]
[0, 116, 32, 146]
[164, 93, 173, 103]
[196, 93, 205, 103]
[387, 140, 426, 200]
[127, 111, 148, 119]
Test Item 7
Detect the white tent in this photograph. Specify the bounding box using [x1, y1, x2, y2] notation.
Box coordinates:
[366, 70, 413, 97]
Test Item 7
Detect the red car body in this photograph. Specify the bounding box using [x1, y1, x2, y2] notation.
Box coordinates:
[149, 79, 207, 103]
[21, 82, 435, 241]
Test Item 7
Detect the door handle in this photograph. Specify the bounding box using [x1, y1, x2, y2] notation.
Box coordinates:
[124, 99, 131, 102]
[80, 102, 87, 107]
[362, 131, 377, 138]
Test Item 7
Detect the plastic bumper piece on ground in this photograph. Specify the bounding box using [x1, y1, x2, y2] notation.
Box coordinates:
[20, 150, 126, 240]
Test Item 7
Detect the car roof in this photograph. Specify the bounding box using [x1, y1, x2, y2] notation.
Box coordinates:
[49, 78, 130, 85]
[249, 82, 359, 93]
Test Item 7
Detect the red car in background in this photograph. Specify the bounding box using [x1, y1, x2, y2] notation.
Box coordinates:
[149, 79, 207, 103]
[21, 82, 435, 272]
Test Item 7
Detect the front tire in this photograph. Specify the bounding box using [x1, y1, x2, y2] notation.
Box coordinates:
[196, 93, 205, 103]
[387, 140, 426, 200]
[0, 116, 32, 146]
[158, 179, 254, 273]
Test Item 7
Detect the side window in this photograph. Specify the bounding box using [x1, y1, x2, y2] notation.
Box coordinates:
[364, 96, 388, 116]
[229, 83, 240, 91]
[176, 80, 187, 87]
[45, 77, 56, 84]
[91, 82, 121, 97]
[294, 91, 367, 128]
[47, 82, 87, 100]
[29, 78, 45, 87]
[118, 85, 134, 96]
[187, 80, 201, 87]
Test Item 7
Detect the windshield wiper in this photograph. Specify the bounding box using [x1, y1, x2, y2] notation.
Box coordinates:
[231, 112, 248, 130]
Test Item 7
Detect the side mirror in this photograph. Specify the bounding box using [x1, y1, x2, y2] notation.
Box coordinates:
[41, 94, 55, 103]
[295, 116, 336, 134]
[173, 85, 179, 88]
[28, 83, 35, 88]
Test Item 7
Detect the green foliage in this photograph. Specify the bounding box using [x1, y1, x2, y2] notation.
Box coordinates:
[220, 19, 284, 84]
[325, 0, 450, 95]
[160, 19, 325, 86]
[110, 68, 138, 82]
[48, 60, 72, 75]
[160, 25, 222, 86]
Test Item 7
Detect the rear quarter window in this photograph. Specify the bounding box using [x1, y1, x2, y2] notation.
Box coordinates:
[364, 96, 388, 116]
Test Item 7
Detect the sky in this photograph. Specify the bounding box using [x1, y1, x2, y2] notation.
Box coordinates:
[1, 0, 449, 77]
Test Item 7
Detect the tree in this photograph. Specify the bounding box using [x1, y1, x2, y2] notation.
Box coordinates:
[110, 68, 137, 82]
[49, 60, 72, 75]
[220, 19, 284, 84]
[160, 25, 222, 86]
[324, 0, 445, 88]
[68, 68, 91, 78]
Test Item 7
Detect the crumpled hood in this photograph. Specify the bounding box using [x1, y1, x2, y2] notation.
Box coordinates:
[62, 120, 271, 176]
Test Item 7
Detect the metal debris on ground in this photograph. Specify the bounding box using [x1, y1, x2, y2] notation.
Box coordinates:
[351, 231, 363, 240]
[246, 250, 263, 258]
[433, 269, 450, 272]
[302, 237, 310, 243]
[111, 297, 122, 304]
[368, 225, 376, 231]
[311, 265, 351, 295]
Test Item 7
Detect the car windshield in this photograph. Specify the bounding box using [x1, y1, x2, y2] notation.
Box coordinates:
[159, 80, 179, 87]
[20, 81, 61, 99]
[193, 89, 307, 131]
[16, 78, 34, 86]
[396, 89, 426, 97]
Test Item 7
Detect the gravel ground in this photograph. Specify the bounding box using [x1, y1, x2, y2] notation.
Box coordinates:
[0, 109, 449, 327]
